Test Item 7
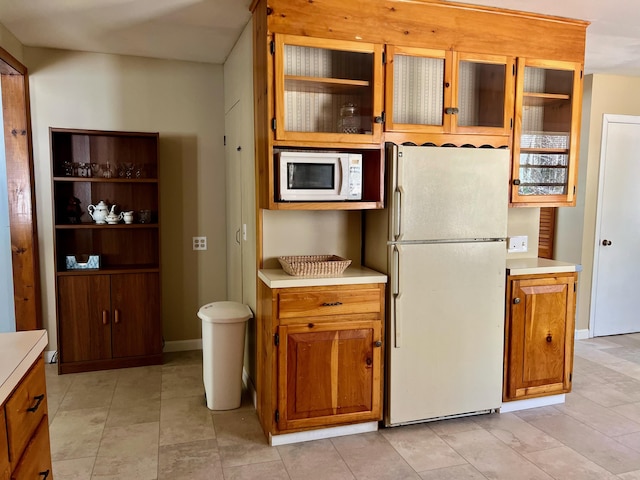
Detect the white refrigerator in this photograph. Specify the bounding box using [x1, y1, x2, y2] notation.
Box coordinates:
[365, 145, 509, 426]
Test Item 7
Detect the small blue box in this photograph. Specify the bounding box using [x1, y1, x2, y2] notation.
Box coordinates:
[66, 255, 100, 270]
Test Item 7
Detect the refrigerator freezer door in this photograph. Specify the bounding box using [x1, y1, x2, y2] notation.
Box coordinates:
[387, 241, 505, 426]
[390, 146, 509, 242]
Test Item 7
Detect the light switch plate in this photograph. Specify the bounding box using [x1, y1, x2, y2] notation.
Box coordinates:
[508, 235, 528, 253]
[193, 236, 207, 250]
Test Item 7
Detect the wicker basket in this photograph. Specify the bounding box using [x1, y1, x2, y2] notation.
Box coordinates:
[278, 255, 352, 277]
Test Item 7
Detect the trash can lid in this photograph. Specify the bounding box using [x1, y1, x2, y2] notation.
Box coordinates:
[197, 301, 253, 323]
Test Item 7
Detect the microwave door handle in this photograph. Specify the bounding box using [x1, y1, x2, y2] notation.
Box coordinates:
[338, 158, 348, 197]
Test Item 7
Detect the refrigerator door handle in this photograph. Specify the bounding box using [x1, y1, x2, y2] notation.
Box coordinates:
[393, 189, 402, 240]
[392, 245, 402, 348]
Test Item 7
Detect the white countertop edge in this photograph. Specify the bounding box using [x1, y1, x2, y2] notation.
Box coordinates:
[259, 266, 388, 288]
[0, 330, 48, 405]
[506, 258, 582, 276]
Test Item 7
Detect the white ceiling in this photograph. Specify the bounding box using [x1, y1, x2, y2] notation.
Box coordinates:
[0, 0, 638, 75]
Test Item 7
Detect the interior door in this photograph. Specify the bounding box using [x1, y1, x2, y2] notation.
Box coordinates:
[592, 115, 640, 336]
[225, 102, 243, 303]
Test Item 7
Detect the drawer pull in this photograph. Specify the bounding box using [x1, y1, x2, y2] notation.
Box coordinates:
[39, 470, 50, 479]
[27, 394, 45, 413]
[321, 302, 343, 307]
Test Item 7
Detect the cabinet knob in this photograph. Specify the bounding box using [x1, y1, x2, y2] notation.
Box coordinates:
[513, 179, 521, 186]
[444, 107, 459, 115]
[374, 340, 382, 347]
[444, 82, 450, 88]
[366, 357, 372, 366]
[102, 310, 109, 325]
[114, 310, 121, 324]
[513, 297, 521, 304]
[546, 334, 553, 343]
[39, 470, 50, 480]
[602, 239, 612, 246]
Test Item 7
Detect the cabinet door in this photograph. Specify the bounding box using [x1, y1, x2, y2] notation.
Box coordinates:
[511, 58, 583, 206]
[385, 45, 452, 134]
[58, 275, 112, 363]
[277, 321, 382, 431]
[451, 52, 515, 135]
[9, 418, 52, 480]
[274, 34, 383, 144]
[0, 410, 8, 480]
[505, 274, 576, 400]
[111, 273, 162, 358]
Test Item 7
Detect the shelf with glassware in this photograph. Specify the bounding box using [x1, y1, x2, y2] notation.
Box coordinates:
[510, 59, 583, 206]
[50, 127, 162, 374]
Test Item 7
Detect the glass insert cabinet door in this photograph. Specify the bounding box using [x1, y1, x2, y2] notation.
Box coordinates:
[511, 58, 583, 205]
[273, 34, 383, 144]
[385, 46, 513, 135]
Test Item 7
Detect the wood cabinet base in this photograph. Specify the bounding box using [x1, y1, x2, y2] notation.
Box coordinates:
[503, 272, 577, 402]
[58, 354, 163, 375]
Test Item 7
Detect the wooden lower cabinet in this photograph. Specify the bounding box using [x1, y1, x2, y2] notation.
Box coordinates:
[503, 272, 577, 401]
[0, 410, 8, 480]
[57, 272, 162, 373]
[258, 282, 384, 438]
[2, 358, 53, 479]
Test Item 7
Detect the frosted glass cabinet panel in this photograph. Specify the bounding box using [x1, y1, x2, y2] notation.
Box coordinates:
[386, 47, 514, 136]
[386, 46, 450, 133]
[511, 58, 583, 206]
[274, 34, 383, 144]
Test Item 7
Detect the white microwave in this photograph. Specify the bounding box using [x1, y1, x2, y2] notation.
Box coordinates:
[277, 151, 363, 201]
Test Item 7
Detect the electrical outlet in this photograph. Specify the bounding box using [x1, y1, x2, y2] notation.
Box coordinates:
[192, 236, 207, 251]
[507, 235, 528, 253]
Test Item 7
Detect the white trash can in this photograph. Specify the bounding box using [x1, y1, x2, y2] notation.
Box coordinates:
[198, 301, 253, 410]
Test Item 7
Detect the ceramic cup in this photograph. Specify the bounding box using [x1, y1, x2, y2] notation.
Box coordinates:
[123, 211, 134, 224]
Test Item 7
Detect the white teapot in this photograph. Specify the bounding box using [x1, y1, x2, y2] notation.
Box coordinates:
[105, 205, 123, 224]
[87, 200, 109, 224]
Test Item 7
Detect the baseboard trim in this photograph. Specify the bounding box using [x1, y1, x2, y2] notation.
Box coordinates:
[575, 329, 590, 340]
[269, 421, 379, 446]
[163, 339, 203, 352]
[500, 394, 565, 413]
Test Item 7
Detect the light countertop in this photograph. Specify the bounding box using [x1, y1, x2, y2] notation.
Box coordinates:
[259, 265, 387, 288]
[506, 258, 582, 276]
[0, 329, 48, 405]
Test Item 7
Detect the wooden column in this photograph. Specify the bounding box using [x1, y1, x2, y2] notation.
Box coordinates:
[0, 47, 41, 331]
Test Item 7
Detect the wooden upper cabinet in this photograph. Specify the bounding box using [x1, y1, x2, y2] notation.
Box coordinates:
[273, 34, 384, 144]
[385, 46, 514, 137]
[511, 59, 583, 206]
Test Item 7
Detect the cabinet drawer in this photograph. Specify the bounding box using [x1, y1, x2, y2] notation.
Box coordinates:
[278, 285, 382, 320]
[5, 358, 47, 463]
[10, 417, 52, 480]
[0, 409, 8, 480]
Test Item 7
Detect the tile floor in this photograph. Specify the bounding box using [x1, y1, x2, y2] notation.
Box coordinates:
[46, 334, 640, 479]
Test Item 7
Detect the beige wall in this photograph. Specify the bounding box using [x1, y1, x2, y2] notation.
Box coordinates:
[0, 24, 23, 64]
[556, 74, 640, 332]
[25, 47, 227, 350]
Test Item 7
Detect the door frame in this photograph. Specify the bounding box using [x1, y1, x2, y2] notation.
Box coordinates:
[0, 46, 41, 331]
[590, 114, 639, 337]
